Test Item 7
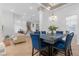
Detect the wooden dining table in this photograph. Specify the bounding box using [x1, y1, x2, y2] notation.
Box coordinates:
[40, 33, 64, 56]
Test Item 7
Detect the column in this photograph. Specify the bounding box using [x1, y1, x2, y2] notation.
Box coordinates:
[39, 8, 43, 31]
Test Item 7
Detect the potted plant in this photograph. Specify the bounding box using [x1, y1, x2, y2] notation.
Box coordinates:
[3, 35, 11, 46]
[48, 24, 58, 34]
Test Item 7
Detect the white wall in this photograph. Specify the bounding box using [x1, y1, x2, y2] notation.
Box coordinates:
[0, 10, 15, 36]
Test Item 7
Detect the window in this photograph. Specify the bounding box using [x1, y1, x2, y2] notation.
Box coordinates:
[14, 20, 22, 33]
[66, 15, 77, 33]
[14, 20, 26, 33]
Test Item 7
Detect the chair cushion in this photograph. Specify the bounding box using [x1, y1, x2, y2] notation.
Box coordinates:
[54, 41, 65, 50]
[55, 39, 65, 43]
[13, 33, 26, 44]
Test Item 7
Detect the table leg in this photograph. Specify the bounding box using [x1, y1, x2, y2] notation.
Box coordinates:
[48, 45, 52, 56]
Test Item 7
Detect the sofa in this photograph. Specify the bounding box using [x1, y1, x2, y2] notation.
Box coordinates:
[13, 33, 26, 44]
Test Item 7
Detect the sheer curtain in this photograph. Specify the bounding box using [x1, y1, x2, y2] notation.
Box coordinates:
[66, 15, 77, 34]
[66, 15, 78, 44]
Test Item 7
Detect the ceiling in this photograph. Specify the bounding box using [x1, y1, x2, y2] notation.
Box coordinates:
[0, 3, 66, 14]
[0, 3, 67, 20]
[0, 3, 39, 16]
[39, 3, 66, 10]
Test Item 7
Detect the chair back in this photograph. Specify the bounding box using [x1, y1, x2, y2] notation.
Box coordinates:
[56, 31, 63, 35]
[30, 34, 41, 49]
[41, 31, 46, 34]
[65, 32, 74, 49]
[56, 31, 63, 40]
[34, 31, 40, 35]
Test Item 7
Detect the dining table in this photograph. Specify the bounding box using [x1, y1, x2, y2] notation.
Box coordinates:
[40, 33, 64, 56]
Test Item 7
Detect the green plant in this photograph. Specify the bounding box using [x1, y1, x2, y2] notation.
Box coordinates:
[5, 35, 10, 38]
[48, 24, 58, 33]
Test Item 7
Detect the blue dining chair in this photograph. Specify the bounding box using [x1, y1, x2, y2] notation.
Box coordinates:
[30, 34, 48, 56]
[56, 31, 63, 35]
[34, 31, 40, 35]
[41, 31, 46, 34]
[53, 32, 74, 56]
[56, 31, 64, 41]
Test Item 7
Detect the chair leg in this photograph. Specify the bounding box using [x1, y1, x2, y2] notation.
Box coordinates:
[65, 50, 66, 56]
[65, 50, 68, 56]
[32, 48, 34, 56]
[68, 49, 71, 56]
[65, 49, 71, 56]
[53, 49, 58, 56]
[70, 46, 73, 56]
[39, 52, 41, 56]
[39, 50, 42, 56]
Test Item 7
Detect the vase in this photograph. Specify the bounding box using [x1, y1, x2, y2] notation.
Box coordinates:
[51, 31, 54, 35]
[51, 30, 56, 35]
